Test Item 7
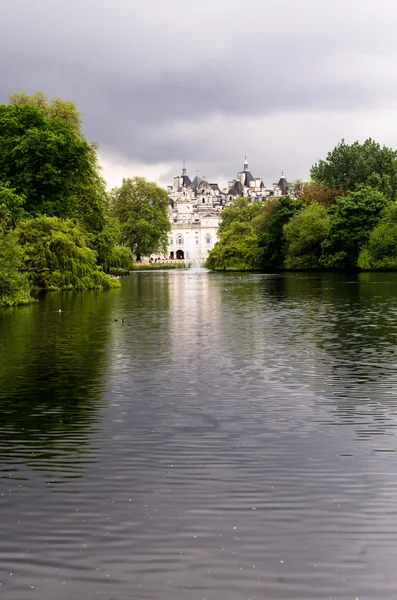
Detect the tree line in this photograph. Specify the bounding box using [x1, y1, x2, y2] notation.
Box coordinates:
[0, 92, 170, 307]
[207, 139, 397, 272]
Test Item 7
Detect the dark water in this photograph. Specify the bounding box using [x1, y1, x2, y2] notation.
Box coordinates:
[1, 271, 397, 599]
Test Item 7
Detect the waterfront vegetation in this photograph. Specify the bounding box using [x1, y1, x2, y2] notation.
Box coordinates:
[0, 92, 170, 307]
[207, 139, 397, 272]
[131, 262, 186, 271]
[4, 92, 397, 307]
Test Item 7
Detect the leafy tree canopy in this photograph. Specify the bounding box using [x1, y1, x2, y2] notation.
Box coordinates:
[111, 177, 170, 259]
[206, 221, 259, 271]
[311, 138, 397, 199]
[299, 182, 344, 208]
[358, 202, 397, 270]
[16, 216, 120, 290]
[218, 197, 263, 234]
[9, 91, 82, 136]
[110, 245, 135, 271]
[0, 104, 97, 217]
[257, 197, 307, 269]
[284, 202, 330, 269]
[87, 217, 123, 271]
[321, 185, 389, 269]
[0, 230, 32, 307]
[0, 181, 26, 229]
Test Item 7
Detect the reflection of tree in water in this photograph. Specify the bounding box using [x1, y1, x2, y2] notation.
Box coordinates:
[260, 272, 397, 438]
[0, 289, 117, 480]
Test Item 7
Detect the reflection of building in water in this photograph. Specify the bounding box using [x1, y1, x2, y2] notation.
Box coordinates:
[168, 271, 222, 366]
[164, 160, 289, 262]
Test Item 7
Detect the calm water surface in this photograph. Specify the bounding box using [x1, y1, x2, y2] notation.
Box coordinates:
[1, 270, 397, 599]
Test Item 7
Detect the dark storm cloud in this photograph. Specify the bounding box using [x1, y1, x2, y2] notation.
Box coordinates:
[2, 0, 397, 183]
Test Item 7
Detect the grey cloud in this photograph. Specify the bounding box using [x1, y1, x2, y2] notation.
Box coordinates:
[2, 0, 397, 184]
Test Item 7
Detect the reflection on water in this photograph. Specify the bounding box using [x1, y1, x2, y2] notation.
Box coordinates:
[1, 271, 397, 599]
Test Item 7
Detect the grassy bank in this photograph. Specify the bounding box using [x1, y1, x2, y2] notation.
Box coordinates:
[131, 263, 187, 271]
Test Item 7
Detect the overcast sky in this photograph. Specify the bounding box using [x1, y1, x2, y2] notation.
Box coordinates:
[1, 0, 397, 189]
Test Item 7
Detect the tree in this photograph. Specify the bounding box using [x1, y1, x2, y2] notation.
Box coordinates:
[257, 197, 306, 269]
[0, 181, 26, 228]
[16, 216, 120, 290]
[321, 185, 389, 269]
[358, 202, 397, 269]
[288, 179, 306, 197]
[206, 221, 259, 271]
[299, 182, 344, 208]
[218, 197, 263, 233]
[0, 230, 32, 307]
[0, 104, 97, 217]
[87, 217, 122, 271]
[205, 197, 263, 271]
[111, 177, 170, 259]
[284, 202, 330, 269]
[9, 91, 82, 136]
[311, 138, 397, 199]
[109, 245, 135, 271]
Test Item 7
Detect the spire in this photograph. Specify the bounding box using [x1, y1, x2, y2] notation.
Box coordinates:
[182, 160, 187, 176]
[244, 155, 248, 171]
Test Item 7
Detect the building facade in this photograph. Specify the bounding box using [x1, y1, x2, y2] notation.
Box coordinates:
[157, 160, 289, 262]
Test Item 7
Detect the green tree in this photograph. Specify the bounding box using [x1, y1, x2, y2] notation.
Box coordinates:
[288, 179, 306, 197]
[0, 230, 32, 307]
[284, 202, 330, 269]
[0, 104, 96, 217]
[257, 196, 306, 269]
[311, 139, 397, 199]
[0, 181, 26, 228]
[206, 221, 259, 271]
[111, 177, 170, 259]
[9, 91, 82, 136]
[205, 197, 263, 271]
[218, 197, 263, 233]
[87, 217, 122, 271]
[16, 216, 120, 290]
[321, 185, 388, 269]
[358, 202, 397, 269]
[109, 245, 135, 271]
[299, 182, 344, 208]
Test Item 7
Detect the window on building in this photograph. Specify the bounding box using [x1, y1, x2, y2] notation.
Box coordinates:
[176, 235, 183, 245]
[169, 238, 173, 245]
[205, 234, 211, 244]
[202, 199, 205, 204]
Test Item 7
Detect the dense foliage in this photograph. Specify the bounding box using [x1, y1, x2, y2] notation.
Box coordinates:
[206, 221, 259, 271]
[299, 182, 344, 208]
[207, 138, 397, 273]
[358, 203, 397, 270]
[111, 177, 170, 259]
[0, 104, 96, 217]
[320, 186, 388, 269]
[284, 202, 330, 269]
[206, 198, 262, 271]
[16, 216, 120, 290]
[5, 104, 397, 308]
[311, 138, 397, 199]
[0, 229, 32, 307]
[256, 197, 307, 269]
[0, 91, 134, 306]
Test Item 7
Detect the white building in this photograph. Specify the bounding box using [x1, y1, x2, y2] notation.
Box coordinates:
[158, 160, 289, 263]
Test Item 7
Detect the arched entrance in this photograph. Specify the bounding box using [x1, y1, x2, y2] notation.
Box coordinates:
[176, 249, 184, 260]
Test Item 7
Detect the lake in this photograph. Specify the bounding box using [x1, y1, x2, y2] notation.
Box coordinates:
[1, 270, 397, 599]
